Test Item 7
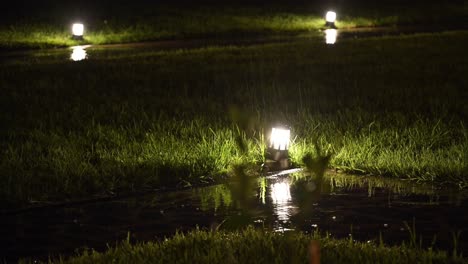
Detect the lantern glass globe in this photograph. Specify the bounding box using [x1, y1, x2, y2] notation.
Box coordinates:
[325, 11, 337, 23]
[270, 127, 290, 151]
[72, 23, 84, 36]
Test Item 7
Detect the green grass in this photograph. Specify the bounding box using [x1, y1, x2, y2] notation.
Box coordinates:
[305, 172, 440, 197]
[1, 1, 467, 49]
[21, 228, 465, 264]
[1, 31, 467, 207]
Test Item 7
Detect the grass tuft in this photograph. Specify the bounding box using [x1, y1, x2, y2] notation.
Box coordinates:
[20, 227, 466, 264]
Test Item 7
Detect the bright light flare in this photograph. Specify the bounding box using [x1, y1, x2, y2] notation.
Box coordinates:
[70, 46, 87, 61]
[72, 23, 84, 36]
[270, 127, 290, 151]
[325, 29, 337, 44]
[325, 11, 337, 23]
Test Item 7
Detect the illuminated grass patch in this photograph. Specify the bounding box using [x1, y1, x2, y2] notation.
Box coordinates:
[0, 1, 466, 49]
[0, 32, 467, 207]
[26, 228, 465, 264]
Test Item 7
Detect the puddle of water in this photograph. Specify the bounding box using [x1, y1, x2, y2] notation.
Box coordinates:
[3, 171, 467, 262]
[0, 37, 305, 64]
[2, 27, 467, 64]
[324, 24, 468, 43]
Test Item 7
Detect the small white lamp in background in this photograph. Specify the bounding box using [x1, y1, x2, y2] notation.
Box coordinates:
[325, 11, 337, 28]
[264, 126, 291, 171]
[325, 29, 337, 44]
[72, 23, 84, 40]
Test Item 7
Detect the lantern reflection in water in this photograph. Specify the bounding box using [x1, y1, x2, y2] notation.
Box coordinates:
[325, 29, 337, 44]
[70, 46, 88, 61]
[270, 178, 293, 223]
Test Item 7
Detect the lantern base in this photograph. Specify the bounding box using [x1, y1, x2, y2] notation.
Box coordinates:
[325, 22, 337, 29]
[262, 158, 291, 172]
[266, 148, 288, 161]
[72, 35, 84, 41]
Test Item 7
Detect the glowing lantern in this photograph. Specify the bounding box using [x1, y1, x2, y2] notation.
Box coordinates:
[72, 23, 84, 39]
[270, 127, 290, 151]
[325, 11, 336, 23]
[325, 11, 337, 28]
[264, 126, 291, 170]
[325, 29, 337, 44]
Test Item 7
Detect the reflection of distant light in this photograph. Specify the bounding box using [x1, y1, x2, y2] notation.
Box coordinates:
[270, 181, 292, 222]
[325, 29, 337, 45]
[70, 46, 87, 61]
[275, 227, 295, 233]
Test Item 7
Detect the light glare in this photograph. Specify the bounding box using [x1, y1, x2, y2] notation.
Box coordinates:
[326, 11, 337, 23]
[325, 29, 337, 44]
[270, 128, 290, 150]
[72, 23, 84, 36]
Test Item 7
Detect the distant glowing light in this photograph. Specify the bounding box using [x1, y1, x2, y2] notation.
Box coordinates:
[325, 11, 337, 23]
[325, 29, 337, 44]
[70, 46, 87, 61]
[270, 127, 290, 151]
[72, 23, 84, 37]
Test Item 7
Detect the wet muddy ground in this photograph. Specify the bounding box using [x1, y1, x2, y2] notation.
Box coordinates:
[2, 26, 467, 64]
[2, 172, 468, 262]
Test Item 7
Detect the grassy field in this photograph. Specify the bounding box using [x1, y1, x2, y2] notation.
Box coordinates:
[1, 31, 467, 208]
[20, 228, 465, 264]
[1, 0, 467, 49]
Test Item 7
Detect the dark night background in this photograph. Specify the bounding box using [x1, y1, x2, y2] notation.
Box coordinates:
[3, 0, 464, 21]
